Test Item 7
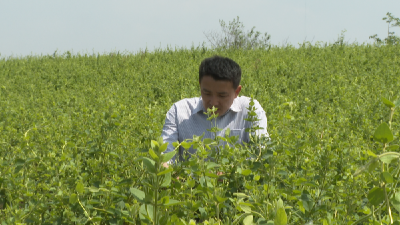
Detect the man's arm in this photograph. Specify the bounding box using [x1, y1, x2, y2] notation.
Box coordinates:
[161, 104, 179, 164]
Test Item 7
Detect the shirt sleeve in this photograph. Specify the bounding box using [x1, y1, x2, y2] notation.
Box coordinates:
[161, 104, 179, 163]
[253, 99, 270, 139]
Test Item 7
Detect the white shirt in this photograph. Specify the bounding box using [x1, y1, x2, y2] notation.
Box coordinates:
[161, 96, 269, 162]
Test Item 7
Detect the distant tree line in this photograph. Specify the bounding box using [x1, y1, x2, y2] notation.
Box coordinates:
[205, 13, 400, 49]
[370, 12, 400, 45]
[203, 16, 271, 50]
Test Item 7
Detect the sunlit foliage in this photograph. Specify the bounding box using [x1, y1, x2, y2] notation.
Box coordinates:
[1, 43, 400, 224]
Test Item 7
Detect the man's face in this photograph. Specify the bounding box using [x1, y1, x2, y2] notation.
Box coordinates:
[199, 76, 242, 116]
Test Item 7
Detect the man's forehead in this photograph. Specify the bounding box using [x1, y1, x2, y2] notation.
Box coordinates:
[200, 76, 237, 90]
[201, 87, 229, 94]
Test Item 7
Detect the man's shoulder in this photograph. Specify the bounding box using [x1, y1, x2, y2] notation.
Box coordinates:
[235, 96, 252, 104]
[234, 96, 258, 110]
[233, 96, 262, 111]
[168, 97, 202, 115]
[172, 97, 201, 107]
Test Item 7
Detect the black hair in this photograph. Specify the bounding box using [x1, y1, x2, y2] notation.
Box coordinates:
[199, 56, 241, 89]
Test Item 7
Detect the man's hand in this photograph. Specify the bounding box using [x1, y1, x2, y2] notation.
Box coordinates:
[216, 171, 224, 183]
[162, 162, 180, 180]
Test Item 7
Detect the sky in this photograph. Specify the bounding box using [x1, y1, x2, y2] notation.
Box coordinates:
[1, 0, 400, 58]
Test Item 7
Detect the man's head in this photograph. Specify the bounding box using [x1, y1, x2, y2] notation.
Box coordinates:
[199, 56, 242, 116]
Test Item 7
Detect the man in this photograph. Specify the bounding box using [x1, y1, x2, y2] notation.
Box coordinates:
[162, 55, 269, 164]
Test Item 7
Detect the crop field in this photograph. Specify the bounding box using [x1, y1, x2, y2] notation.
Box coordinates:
[1, 44, 400, 224]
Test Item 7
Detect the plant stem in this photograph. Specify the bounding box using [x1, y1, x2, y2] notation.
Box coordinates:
[78, 197, 92, 221]
[383, 183, 393, 224]
[154, 165, 158, 225]
[389, 108, 394, 129]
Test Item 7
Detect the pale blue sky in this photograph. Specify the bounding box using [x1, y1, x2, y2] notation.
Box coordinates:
[1, 0, 400, 57]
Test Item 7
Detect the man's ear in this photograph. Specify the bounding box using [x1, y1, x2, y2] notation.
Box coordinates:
[234, 85, 242, 97]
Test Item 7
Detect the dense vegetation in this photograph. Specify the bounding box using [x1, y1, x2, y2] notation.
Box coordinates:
[1, 44, 400, 224]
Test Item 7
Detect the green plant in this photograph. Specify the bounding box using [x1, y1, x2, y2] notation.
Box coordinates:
[2, 44, 400, 223]
[370, 12, 400, 45]
[131, 137, 178, 224]
[204, 16, 271, 50]
[353, 96, 400, 224]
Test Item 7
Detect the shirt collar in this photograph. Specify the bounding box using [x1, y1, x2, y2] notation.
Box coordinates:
[192, 97, 241, 115]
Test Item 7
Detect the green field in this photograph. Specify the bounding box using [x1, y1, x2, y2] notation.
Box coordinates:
[1, 44, 400, 224]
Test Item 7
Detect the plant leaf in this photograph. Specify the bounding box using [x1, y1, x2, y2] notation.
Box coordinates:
[147, 204, 154, 222]
[139, 204, 150, 221]
[159, 142, 169, 153]
[243, 215, 254, 225]
[14, 166, 23, 174]
[14, 158, 25, 167]
[91, 217, 103, 222]
[159, 196, 170, 205]
[373, 122, 393, 143]
[151, 140, 159, 150]
[203, 138, 214, 145]
[368, 187, 385, 206]
[69, 194, 78, 204]
[275, 208, 288, 225]
[381, 171, 393, 184]
[157, 167, 173, 176]
[206, 162, 219, 170]
[239, 203, 252, 213]
[277, 198, 284, 209]
[172, 141, 179, 148]
[302, 200, 311, 212]
[161, 172, 171, 187]
[88, 187, 99, 192]
[164, 199, 180, 206]
[391, 192, 400, 213]
[205, 172, 219, 178]
[214, 195, 227, 203]
[76, 182, 84, 194]
[366, 150, 377, 157]
[109, 151, 119, 158]
[161, 150, 176, 163]
[242, 169, 252, 176]
[382, 97, 395, 108]
[368, 159, 380, 172]
[256, 218, 268, 225]
[130, 188, 145, 203]
[225, 128, 231, 137]
[181, 141, 193, 149]
[387, 145, 399, 151]
[142, 157, 156, 173]
[234, 193, 249, 199]
[379, 152, 400, 164]
[148, 148, 159, 160]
